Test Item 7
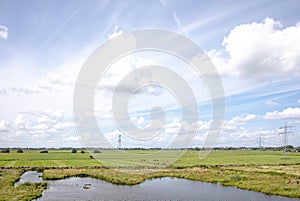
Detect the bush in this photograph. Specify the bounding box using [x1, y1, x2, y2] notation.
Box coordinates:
[40, 150, 48, 153]
[71, 149, 77, 153]
[81, 150, 85, 153]
[16, 148, 23, 153]
[93, 150, 101, 153]
[1, 148, 10, 153]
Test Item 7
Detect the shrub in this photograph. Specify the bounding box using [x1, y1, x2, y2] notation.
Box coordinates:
[16, 148, 23, 153]
[93, 150, 101, 153]
[231, 175, 242, 181]
[1, 148, 10, 153]
[40, 150, 48, 153]
[71, 149, 77, 153]
[81, 150, 85, 153]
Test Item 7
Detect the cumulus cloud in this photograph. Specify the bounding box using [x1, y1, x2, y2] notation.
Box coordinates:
[223, 113, 256, 132]
[0, 25, 8, 40]
[0, 120, 10, 132]
[209, 18, 300, 80]
[0, 109, 80, 147]
[227, 113, 256, 125]
[263, 107, 300, 120]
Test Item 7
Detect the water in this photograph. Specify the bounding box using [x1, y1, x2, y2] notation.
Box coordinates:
[16, 171, 300, 201]
[14, 171, 43, 186]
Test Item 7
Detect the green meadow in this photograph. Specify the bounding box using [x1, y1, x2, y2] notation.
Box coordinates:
[0, 149, 300, 200]
[0, 149, 299, 168]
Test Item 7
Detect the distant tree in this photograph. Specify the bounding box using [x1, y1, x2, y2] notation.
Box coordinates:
[93, 150, 101, 153]
[16, 148, 23, 153]
[81, 150, 85, 153]
[71, 149, 77, 153]
[40, 150, 48, 153]
[1, 148, 10, 153]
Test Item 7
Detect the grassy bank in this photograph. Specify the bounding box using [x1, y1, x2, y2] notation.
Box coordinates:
[41, 165, 300, 198]
[0, 168, 47, 201]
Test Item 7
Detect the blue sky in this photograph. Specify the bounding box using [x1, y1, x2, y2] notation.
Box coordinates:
[0, 0, 299, 148]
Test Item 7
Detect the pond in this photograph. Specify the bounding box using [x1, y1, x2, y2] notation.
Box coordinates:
[16, 171, 299, 201]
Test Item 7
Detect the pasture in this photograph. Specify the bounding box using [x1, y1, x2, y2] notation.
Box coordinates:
[0, 149, 299, 168]
[0, 149, 300, 200]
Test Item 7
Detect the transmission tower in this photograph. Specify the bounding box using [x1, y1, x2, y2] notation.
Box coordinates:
[258, 135, 262, 149]
[118, 134, 121, 149]
[279, 124, 293, 156]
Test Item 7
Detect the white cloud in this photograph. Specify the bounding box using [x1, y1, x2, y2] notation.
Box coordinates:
[137, 116, 145, 125]
[229, 113, 256, 124]
[209, 18, 300, 80]
[263, 107, 300, 120]
[0, 109, 81, 147]
[223, 114, 256, 132]
[173, 12, 188, 35]
[66, 136, 79, 142]
[0, 120, 10, 132]
[265, 100, 279, 106]
[108, 25, 123, 39]
[11, 87, 41, 96]
[0, 89, 7, 95]
[39, 68, 79, 92]
[298, 99, 300, 103]
[0, 25, 8, 40]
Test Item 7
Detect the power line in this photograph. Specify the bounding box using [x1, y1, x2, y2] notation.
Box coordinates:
[118, 134, 121, 149]
[258, 135, 262, 149]
[279, 124, 293, 157]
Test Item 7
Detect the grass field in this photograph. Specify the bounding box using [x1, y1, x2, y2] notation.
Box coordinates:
[0, 149, 299, 167]
[0, 149, 300, 200]
[0, 150, 102, 167]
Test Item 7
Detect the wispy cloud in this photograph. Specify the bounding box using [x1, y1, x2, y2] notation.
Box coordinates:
[265, 100, 279, 106]
[0, 25, 8, 40]
[108, 25, 123, 39]
[173, 12, 187, 35]
[11, 87, 41, 96]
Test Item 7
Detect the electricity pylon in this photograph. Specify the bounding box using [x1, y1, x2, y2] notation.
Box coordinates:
[279, 124, 293, 157]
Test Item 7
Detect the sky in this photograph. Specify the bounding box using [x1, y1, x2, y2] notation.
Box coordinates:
[0, 0, 299, 148]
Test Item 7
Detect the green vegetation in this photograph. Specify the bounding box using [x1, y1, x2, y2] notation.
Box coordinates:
[1, 148, 10, 153]
[0, 150, 299, 168]
[16, 148, 23, 153]
[41, 165, 300, 197]
[173, 150, 300, 167]
[0, 169, 47, 201]
[0, 149, 299, 200]
[0, 150, 102, 167]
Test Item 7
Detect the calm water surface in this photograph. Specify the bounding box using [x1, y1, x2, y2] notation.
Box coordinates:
[16, 171, 300, 201]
